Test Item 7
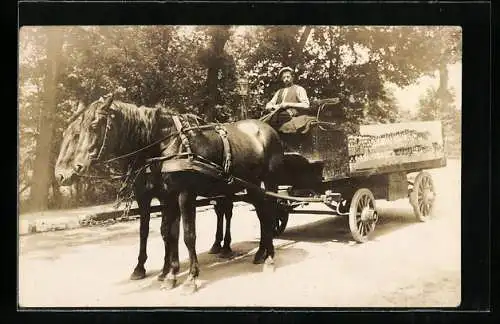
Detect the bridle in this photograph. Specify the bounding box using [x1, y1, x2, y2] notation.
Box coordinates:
[92, 113, 216, 166]
[66, 93, 231, 182]
[90, 109, 114, 162]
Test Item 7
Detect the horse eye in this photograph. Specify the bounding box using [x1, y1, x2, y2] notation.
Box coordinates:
[90, 121, 99, 129]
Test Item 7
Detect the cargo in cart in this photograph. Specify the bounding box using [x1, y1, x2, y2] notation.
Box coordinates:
[271, 98, 447, 242]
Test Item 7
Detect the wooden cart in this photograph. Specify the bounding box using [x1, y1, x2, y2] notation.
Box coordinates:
[270, 99, 447, 242]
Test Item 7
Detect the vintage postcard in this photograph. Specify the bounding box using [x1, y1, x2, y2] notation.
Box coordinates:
[19, 24, 463, 308]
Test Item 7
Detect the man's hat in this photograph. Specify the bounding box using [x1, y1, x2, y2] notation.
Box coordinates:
[278, 66, 294, 79]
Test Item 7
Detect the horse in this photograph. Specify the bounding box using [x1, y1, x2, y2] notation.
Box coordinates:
[63, 93, 284, 292]
[54, 100, 235, 282]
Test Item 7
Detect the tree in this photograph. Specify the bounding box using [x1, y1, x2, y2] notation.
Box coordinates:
[416, 85, 461, 157]
[196, 26, 235, 122]
[240, 26, 459, 124]
[417, 87, 441, 121]
[433, 27, 462, 115]
[18, 25, 462, 212]
[28, 27, 64, 211]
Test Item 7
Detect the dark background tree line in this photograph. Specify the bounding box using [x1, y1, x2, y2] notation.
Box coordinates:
[18, 25, 461, 213]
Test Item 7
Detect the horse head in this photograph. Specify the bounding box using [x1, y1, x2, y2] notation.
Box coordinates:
[54, 111, 83, 186]
[61, 93, 119, 181]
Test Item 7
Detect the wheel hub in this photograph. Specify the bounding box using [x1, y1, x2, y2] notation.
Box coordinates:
[361, 207, 377, 222]
[422, 188, 434, 203]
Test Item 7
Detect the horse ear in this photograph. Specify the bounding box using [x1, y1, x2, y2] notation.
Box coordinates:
[99, 93, 114, 112]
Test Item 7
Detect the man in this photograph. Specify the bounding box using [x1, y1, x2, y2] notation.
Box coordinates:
[262, 66, 312, 133]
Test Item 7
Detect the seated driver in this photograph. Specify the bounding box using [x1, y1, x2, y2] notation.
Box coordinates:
[263, 66, 311, 133]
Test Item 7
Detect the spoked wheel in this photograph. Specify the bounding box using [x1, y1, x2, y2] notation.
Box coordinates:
[409, 171, 436, 222]
[273, 207, 289, 237]
[349, 188, 378, 243]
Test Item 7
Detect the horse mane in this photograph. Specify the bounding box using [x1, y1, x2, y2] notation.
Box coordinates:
[109, 100, 162, 152]
[108, 100, 205, 213]
[108, 100, 209, 155]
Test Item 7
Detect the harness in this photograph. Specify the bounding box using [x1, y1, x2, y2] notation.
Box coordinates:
[150, 115, 234, 183]
[74, 92, 234, 184]
[92, 108, 114, 162]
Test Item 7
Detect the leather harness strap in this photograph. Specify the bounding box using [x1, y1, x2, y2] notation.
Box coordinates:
[214, 124, 232, 174]
[172, 115, 193, 156]
[169, 114, 232, 177]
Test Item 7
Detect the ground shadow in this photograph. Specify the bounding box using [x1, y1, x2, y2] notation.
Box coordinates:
[280, 205, 420, 244]
[19, 223, 148, 256]
[119, 239, 308, 294]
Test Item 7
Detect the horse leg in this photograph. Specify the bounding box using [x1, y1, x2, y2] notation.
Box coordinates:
[220, 199, 234, 258]
[158, 194, 180, 290]
[157, 204, 170, 282]
[252, 182, 276, 265]
[179, 191, 199, 293]
[209, 201, 224, 254]
[165, 208, 181, 290]
[130, 195, 151, 280]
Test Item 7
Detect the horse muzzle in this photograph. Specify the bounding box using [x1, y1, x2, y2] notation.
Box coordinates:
[55, 166, 80, 186]
[54, 164, 83, 186]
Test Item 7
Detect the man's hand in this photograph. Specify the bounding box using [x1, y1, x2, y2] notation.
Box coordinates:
[266, 104, 280, 111]
[286, 108, 297, 117]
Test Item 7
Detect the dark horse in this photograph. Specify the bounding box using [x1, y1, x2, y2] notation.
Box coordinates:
[57, 94, 284, 291]
[54, 100, 235, 282]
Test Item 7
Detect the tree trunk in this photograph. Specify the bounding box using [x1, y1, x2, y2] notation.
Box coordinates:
[285, 26, 312, 72]
[30, 28, 63, 211]
[203, 27, 231, 122]
[437, 61, 450, 117]
[295, 26, 312, 65]
[327, 27, 341, 98]
[205, 64, 219, 122]
[297, 27, 312, 52]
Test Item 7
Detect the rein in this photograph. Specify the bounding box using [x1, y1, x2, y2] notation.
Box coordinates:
[93, 122, 217, 165]
[72, 94, 234, 185]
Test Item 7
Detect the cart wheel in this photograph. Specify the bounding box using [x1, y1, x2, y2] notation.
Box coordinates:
[409, 171, 435, 222]
[349, 188, 378, 243]
[273, 208, 289, 237]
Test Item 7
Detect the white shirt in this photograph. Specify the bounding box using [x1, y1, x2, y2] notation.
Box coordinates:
[265, 85, 310, 110]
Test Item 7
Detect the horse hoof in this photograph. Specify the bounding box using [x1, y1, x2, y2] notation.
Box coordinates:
[263, 256, 276, 273]
[253, 258, 265, 264]
[161, 278, 177, 290]
[181, 280, 198, 294]
[130, 267, 146, 280]
[209, 244, 221, 254]
[219, 248, 234, 259]
[157, 272, 167, 282]
[253, 249, 267, 264]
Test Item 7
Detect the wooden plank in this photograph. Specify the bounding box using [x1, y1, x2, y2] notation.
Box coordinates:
[349, 158, 447, 178]
[350, 150, 445, 171]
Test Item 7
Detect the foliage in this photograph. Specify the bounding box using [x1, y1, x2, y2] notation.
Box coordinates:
[18, 26, 462, 211]
[237, 26, 462, 123]
[417, 87, 442, 121]
[416, 86, 461, 158]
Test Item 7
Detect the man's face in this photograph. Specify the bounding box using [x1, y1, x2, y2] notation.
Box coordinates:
[281, 71, 293, 87]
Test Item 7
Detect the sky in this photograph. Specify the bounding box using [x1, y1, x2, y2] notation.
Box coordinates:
[391, 62, 462, 114]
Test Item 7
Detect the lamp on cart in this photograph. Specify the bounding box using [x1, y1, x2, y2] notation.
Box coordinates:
[237, 77, 249, 120]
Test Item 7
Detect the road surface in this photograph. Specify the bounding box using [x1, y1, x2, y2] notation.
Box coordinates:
[18, 159, 461, 308]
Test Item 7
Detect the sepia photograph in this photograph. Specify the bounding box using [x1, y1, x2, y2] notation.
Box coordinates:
[18, 25, 462, 308]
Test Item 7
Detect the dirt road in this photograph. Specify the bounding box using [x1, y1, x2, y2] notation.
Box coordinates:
[18, 159, 461, 308]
